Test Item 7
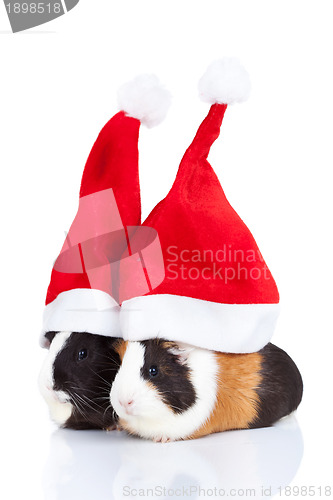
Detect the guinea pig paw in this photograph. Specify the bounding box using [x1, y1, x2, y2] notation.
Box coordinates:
[105, 424, 117, 432]
[153, 436, 173, 444]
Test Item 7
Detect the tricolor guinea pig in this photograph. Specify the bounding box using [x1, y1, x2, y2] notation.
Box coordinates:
[39, 331, 120, 430]
[110, 339, 303, 442]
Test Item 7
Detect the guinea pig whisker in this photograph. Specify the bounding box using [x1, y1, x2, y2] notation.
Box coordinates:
[67, 391, 90, 421]
[94, 352, 122, 365]
[91, 364, 119, 375]
[66, 387, 103, 414]
[67, 385, 111, 401]
[80, 393, 109, 411]
[76, 396, 101, 415]
[103, 403, 113, 418]
[72, 402, 87, 420]
[96, 368, 120, 377]
[66, 384, 100, 395]
[68, 385, 102, 396]
[89, 353, 121, 369]
[74, 392, 105, 413]
[88, 367, 113, 387]
[83, 396, 106, 411]
[90, 384, 113, 393]
[67, 391, 84, 410]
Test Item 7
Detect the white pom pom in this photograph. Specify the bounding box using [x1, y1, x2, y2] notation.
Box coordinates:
[117, 74, 172, 128]
[198, 58, 251, 105]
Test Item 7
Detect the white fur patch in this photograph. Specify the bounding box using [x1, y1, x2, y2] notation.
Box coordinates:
[110, 343, 151, 419]
[38, 331, 74, 426]
[198, 58, 251, 105]
[110, 342, 218, 441]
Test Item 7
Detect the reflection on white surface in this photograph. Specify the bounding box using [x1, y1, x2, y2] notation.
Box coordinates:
[42, 415, 303, 499]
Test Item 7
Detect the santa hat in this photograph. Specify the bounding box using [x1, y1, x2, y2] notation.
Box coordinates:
[120, 59, 280, 354]
[40, 75, 171, 348]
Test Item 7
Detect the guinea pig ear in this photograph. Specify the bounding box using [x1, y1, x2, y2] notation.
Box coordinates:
[164, 341, 194, 365]
[44, 331, 58, 347]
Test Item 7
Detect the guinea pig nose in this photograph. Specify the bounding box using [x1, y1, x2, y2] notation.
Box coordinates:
[119, 398, 135, 414]
[120, 399, 133, 407]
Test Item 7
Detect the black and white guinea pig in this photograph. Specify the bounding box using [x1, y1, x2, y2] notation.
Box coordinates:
[39, 331, 120, 430]
[110, 339, 303, 442]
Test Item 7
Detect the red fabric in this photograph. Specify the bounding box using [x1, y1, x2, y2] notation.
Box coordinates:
[80, 112, 141, 228]
[46, 112, 141, 306]
[141, 104, 279, 305]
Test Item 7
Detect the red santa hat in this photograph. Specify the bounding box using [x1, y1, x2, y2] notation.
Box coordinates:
[120, 59, 280, 354]
[40, 75, 171, 348]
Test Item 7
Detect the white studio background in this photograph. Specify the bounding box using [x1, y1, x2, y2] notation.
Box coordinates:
[0, 1, 332, 499]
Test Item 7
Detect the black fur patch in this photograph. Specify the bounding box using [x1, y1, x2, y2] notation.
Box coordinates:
[140, 338, 196, 414]
[249, 343, 303, 429]
[52, 332, 120, 430]
[45, 331, 58, 346]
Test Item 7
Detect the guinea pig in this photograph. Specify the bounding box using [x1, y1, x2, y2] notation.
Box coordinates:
[39, 331, 120, 430]
[110, 339, 303, 442]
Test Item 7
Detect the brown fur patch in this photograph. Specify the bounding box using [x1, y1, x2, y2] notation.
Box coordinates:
[160, 340, 179, 350]
[189, 351, 263, 439]
[118, 418, 139, 437]
[114, 340, 128, 361]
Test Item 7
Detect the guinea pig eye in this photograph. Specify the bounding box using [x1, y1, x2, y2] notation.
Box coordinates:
[78, 348, 88, 361]
[149, 365, 159, 377]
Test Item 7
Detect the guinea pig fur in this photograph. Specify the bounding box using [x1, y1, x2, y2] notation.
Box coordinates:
[39, 331, 120, 430]
[110, 339, 303, 442]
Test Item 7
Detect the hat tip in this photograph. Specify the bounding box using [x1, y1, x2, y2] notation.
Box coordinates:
[198, 57, 251, 105]
[117, 74, 172, 128]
